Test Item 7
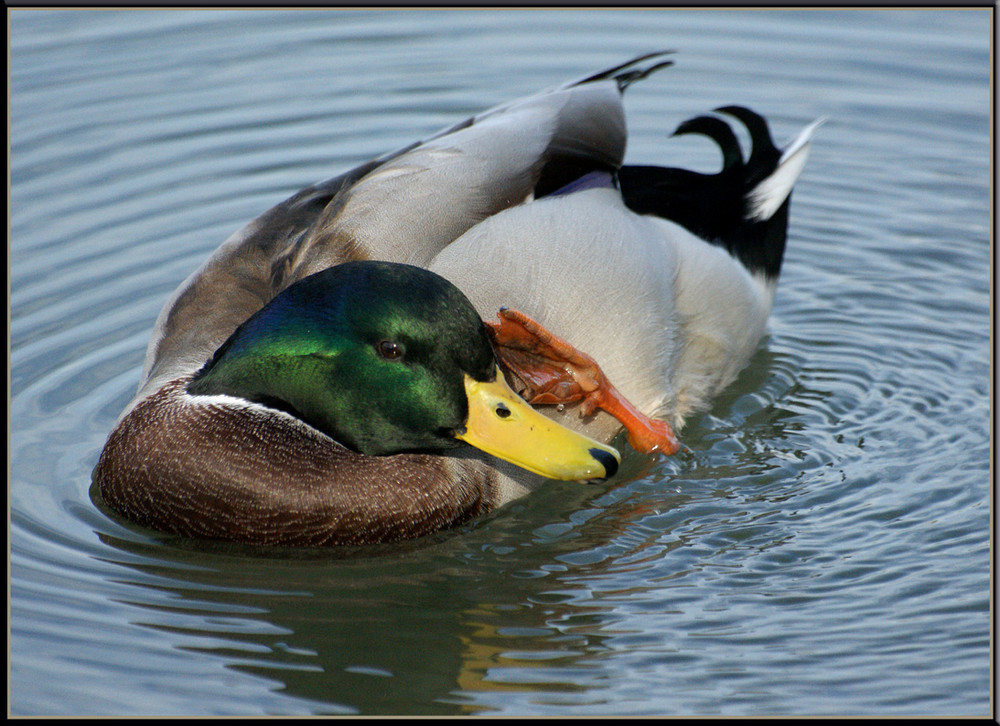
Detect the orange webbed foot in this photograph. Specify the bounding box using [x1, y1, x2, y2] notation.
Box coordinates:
[484, 308, 681, 456]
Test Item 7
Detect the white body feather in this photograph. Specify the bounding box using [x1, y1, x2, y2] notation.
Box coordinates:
[429, 186, 774, 437]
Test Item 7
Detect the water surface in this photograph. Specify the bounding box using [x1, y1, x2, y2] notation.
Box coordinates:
[10, 8, 992, 716]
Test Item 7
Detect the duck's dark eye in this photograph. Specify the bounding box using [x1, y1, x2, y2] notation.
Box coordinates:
[377, 340, 405, 360]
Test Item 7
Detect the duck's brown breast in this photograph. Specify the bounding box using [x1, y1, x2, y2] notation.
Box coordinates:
[94, 378, 500, 546]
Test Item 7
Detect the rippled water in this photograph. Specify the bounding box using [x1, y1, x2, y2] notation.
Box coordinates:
[10, 8, 992, 716]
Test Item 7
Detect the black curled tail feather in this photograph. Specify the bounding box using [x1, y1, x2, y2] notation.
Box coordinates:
[714, 105, 782, 186]
[619, 106, 811, 283]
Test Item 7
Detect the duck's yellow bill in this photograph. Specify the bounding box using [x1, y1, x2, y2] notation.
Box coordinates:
[456, 368, 620, 481]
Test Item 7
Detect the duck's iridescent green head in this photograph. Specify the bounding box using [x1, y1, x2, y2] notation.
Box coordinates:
[189, 261, 494, 455]
[188, 261, 618, 479]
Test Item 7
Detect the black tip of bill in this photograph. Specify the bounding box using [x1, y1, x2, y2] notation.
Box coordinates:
[589, 448, 619, 479]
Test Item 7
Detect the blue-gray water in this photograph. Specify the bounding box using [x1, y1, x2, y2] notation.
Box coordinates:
[9, 8, 992, 716]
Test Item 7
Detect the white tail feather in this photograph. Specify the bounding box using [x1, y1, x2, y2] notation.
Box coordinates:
[746, 117, 825, 222]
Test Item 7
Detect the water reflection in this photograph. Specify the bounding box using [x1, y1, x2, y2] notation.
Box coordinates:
[92, 525, 615, 713]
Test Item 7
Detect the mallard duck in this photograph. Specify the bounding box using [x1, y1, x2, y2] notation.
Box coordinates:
[94, 52, 819, 546]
